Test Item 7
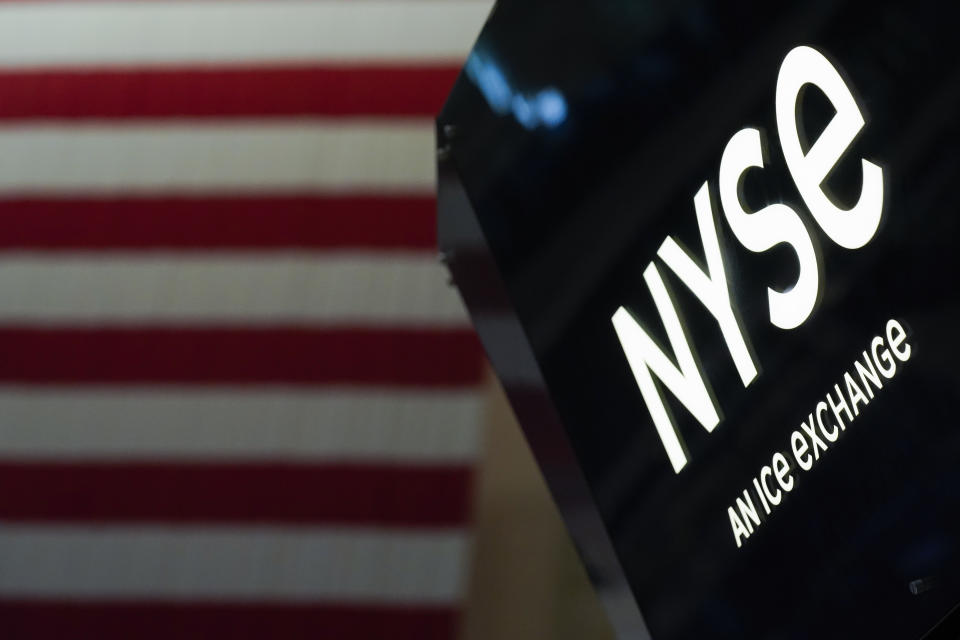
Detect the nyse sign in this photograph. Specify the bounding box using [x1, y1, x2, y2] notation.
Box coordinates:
[440, 3, 960, 638]
[612, 46, 885, 474]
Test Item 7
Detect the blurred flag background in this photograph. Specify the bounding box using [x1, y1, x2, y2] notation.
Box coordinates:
[0, 1, 495, 638]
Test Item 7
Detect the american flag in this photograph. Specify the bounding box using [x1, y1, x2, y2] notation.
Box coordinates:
[0, 1, 492, 637]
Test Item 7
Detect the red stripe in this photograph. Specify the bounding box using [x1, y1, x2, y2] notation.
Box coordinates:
[0, 601, 458, 640]
[0, 65, 460, 119]
[0, 461, 471, 526]
[0, 328, 484, 386]
[0, 195, 436, 250]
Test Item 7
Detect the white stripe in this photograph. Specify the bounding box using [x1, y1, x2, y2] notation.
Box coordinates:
[0, 1, 491, 67]
[0, 388, 482, 462]
[0, 122, 434, 194]
[0, 253, 466, 326]
[0, 526, 468, 603]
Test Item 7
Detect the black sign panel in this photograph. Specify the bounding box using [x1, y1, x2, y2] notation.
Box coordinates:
[438, 2, 960, 638]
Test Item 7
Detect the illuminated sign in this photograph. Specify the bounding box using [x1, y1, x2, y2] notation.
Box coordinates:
[439, 3, 960, 639]
[612, 46, 885, 473]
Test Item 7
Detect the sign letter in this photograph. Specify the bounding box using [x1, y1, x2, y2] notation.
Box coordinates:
[612, 264, 720, 473]
[658, 182, 758, 386]
[719, 127, 820, 330]
[776, 45, 884, 249]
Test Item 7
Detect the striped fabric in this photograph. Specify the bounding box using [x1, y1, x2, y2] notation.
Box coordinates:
[0, 1, 492, 638]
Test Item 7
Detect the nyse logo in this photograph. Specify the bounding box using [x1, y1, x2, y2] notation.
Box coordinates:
[613, 46, 884, 473]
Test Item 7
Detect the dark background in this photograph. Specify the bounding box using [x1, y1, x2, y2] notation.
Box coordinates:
[441, 1, 960, 638]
